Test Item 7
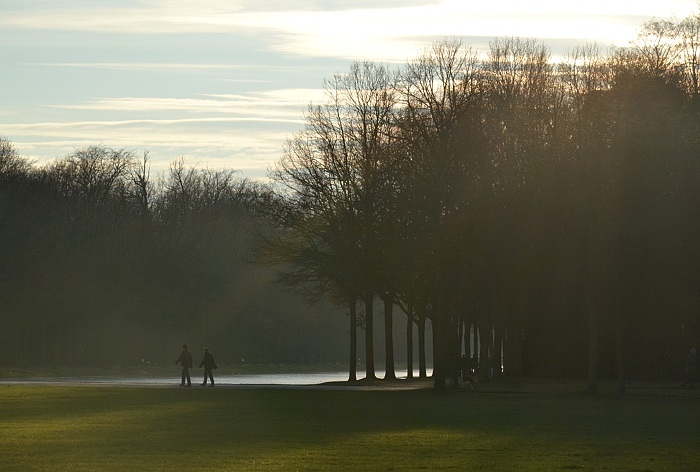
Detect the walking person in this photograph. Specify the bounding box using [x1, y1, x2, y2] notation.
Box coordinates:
[681, 347, 697, 389]
[199, 347, 218, 387]
[175, 344, 193, 387]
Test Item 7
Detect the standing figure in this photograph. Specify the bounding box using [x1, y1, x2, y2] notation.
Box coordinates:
[681, 347, 697, 389]
[199, 347, 218, 387]
[175, 344, 193, 387]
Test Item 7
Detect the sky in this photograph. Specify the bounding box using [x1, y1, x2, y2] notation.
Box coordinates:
[2, 0, 699, 180]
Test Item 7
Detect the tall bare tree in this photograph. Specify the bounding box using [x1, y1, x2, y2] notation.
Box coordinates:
[266, 61, 398, 381]
[397, 40, 485, 390]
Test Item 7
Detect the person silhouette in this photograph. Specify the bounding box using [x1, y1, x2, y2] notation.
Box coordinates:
[199, 347, 218, 387]
[175, 344, 193, 387]
[681, 347, 697, 389]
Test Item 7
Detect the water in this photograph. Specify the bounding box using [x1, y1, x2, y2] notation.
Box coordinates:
[1, 369, 432, 387]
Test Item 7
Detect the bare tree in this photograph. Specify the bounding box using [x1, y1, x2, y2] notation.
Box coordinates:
[0, 137, 33, 183]
[397, 39, 484, 390]
[678, 14, 700, 97]
[44, 145, 136, 242]
[266, 61, 398, 381]
[634, 19, 683, 78]
[128, 150, 154, 219]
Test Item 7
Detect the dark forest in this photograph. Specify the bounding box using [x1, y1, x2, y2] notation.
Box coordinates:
[0, 148, 352, 369]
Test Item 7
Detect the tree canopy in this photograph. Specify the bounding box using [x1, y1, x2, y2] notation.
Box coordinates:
[263, 15, 700, 390]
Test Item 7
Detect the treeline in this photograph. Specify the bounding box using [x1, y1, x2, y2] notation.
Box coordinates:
[4, 17, 700, 387]
[263, 17, 700, 390]
[0, 143, 349, 368]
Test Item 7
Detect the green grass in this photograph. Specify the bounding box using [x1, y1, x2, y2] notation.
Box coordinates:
[1, 383, 699, 471]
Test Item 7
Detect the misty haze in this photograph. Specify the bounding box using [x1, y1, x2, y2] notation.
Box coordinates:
[3, 2, 700, 471]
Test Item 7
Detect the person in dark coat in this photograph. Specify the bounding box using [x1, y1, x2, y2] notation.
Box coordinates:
[681, 347, 697, 389]
[199, 347, 218, 387]
[175, 344, 193, 387]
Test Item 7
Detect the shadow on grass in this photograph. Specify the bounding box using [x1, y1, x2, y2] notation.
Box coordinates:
[2, 382, 700, 470]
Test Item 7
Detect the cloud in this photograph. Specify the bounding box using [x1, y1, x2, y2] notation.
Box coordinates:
[29, 63, 264, 72]
[1, 86, 328, 176]
[5, 117, 292, 177]
[4, 1, 698, 61]
[4, 0, 699, 179]
[54, 90, 323, 114]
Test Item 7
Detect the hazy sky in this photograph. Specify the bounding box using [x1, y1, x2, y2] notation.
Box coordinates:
[2, 0, 699, 179]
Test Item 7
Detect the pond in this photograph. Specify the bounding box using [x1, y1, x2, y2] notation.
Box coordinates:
[1, 369, 433, 386]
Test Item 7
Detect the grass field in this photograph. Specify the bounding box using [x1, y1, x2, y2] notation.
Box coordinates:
[1, 380, 699, 471]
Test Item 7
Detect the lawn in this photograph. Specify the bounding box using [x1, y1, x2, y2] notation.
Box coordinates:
[1, 381, 698, 471]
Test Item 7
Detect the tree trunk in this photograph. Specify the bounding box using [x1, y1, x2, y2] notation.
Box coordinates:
[505, 319, 524, 377]
[493, 321, 503, 380]
[432, 277, 452, 392]
[383, 292, 396, 380]
[349, 299, 357, 382]
[432, 309, 446, 391]
[587, 301, 599, 394]
[474, 322, 480, 367]
[478, 323, 491, 383]
[462, 319, 470, 358]
[364, 291, 376, 380]
[448, 311, 461, 389]
[418, 308, 427, 378]
[406, 303, 414, 379]
[616, 308, 625, 394]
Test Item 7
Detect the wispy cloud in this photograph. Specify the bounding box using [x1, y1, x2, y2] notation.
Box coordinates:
[5, 1, 698, 60]
[4, 0, 699, 179]
[28, 63, 265, 71]
[54, 90, 324, 114]
[2, 87, 327, 176]
[4, 118, 293, 176]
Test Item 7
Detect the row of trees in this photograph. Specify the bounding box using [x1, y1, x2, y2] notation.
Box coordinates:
[0, 142, 350, 368]
[262, 15, 700, 391]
